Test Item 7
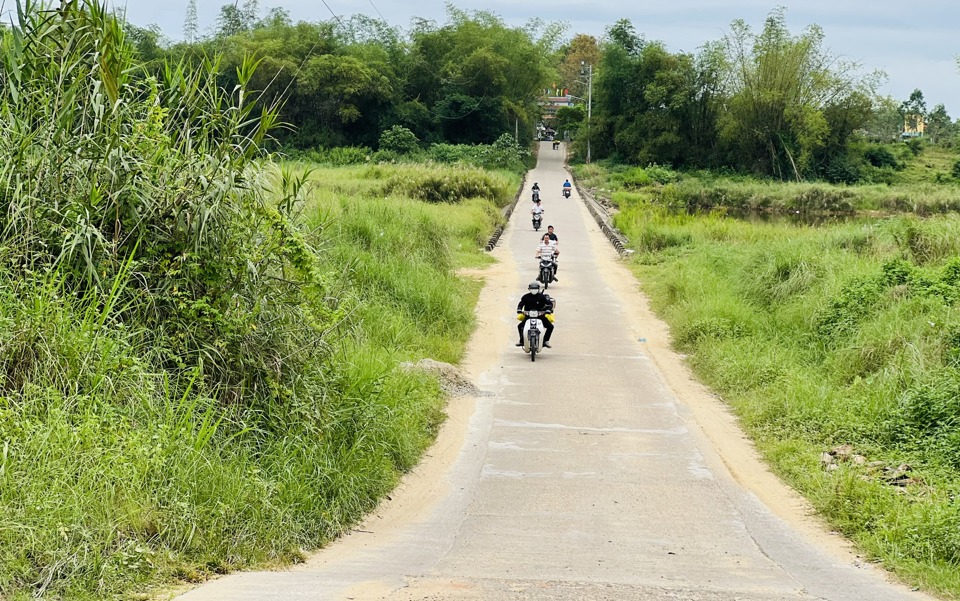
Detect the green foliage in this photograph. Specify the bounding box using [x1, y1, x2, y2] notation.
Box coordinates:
[614, 194, 960, 592]
[905, 138, 926, 157]
[0, 0, 331, 402]
[863, 144, 901, 169]
[424, 135, 531, 172]
[891, 370, 960, 468]
[0, 3, 504, 598]
[616, 165, 682, 188]
[379, 125, 420, 154]
[378, 164, 515, 205]
[593, 38, 716, 167]
[0, 162, 501, 599]
[291, 146, 372, 165]
[403, 7, 561, 145]
[718, 8, 878, 179]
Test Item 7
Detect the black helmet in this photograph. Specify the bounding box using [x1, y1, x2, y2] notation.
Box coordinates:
[528, 281, 541, 292]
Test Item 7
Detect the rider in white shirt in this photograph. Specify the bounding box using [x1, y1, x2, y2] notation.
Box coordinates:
[535, 233, 559, 282]
[531, 199, 544, 217]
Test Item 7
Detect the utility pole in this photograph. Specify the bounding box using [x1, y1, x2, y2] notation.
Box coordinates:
[580, 61, 593, 164]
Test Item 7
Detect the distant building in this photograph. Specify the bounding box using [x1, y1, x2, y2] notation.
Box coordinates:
[902, 113, 925, 138]
[539, 93, 575, 122]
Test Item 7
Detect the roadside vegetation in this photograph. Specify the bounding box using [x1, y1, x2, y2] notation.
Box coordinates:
[574, 146, 960, 216]
[574, 157, 960, 596]
[9, 0, 960, 597]
[0, 3, 517, 599]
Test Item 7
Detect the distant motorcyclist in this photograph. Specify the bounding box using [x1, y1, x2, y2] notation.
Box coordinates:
[562, 179, 572, 190]
[531, 199, 544, 230]
[531, 199, 544, 217]
[516, 281, 554, 348]
[562, 179, 572, 197]
[531, 182, 541, 202]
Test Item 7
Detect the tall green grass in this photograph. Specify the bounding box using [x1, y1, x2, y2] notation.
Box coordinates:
[573, 160, 960, 215]
[0, 162, 506, 600]
[616, 201, 960, 596]
[0, 2, 511, 598]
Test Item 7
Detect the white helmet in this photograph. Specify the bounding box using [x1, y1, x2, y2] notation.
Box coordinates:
[528, 281, 541, 292]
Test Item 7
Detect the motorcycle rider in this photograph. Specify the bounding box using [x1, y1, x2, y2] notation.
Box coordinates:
[536, 233, 559, 283]
[562, 179, 572, 196]
[516, 281, 554, 348]
[531, 182, 541, 202]
[531, 198, 544, 219]
[546, 226, 559, 278]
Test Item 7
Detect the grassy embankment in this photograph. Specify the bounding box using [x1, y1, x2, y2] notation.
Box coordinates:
[0, 4, 519, 598]
[573, 157, 960, 597]
[577, 145, 960, 215]
[0, 162, 515, 601]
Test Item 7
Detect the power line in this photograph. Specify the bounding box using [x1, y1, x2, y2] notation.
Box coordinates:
[319, 0, 344, 28]
[367, 0, 385, 22]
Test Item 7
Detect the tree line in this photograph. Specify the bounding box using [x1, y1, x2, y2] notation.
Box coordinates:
[121, 4, 957, 182]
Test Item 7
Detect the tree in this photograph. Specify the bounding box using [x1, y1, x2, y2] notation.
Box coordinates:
[559, 34, 601, 101]
[124, 22, 167, 64]
[718, 8, 879, 179]
[216, 1, 259, 37]
[606, 19, 643, 56]
[403, 7, 556, 145]
[865, 96, 904, 142]
[553, 105, 584, 140]
[900, 88, 926, 133]
[594, 39, 700, 165]
[183, 0, 198, 42]
[926, 103, 953, 144]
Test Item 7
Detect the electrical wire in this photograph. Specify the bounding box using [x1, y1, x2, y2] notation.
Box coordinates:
[367, 0, 385, 22]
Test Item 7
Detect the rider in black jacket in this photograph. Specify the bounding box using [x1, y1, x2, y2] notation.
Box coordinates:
[516, 281, 554, 347]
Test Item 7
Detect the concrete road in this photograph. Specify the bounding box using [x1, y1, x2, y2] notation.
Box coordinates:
[176, 144, 933, 601]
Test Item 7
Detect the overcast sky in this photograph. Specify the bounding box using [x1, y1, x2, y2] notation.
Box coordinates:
[101, 0, 960, 116]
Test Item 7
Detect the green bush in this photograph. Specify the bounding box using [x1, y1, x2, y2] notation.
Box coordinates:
[295, 146, 371, 165]
[891, 370, 960, 468]
[378, 125, 420, 154]
[645, 164, 682, 184]
[620, 167, 653, 188]
[863, 144, 901, 169]
[905, 138, 926, 157]
[424, 135, 530, 173]
[380, 165, 514, 205]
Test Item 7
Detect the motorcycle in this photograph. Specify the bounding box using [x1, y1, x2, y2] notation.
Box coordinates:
[521, 310, 546, 361]
[538, 258, 555, 289]
[562, 187, 571, 198]
[532, 190, 540, 203]
[532, 213, 542, 231]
